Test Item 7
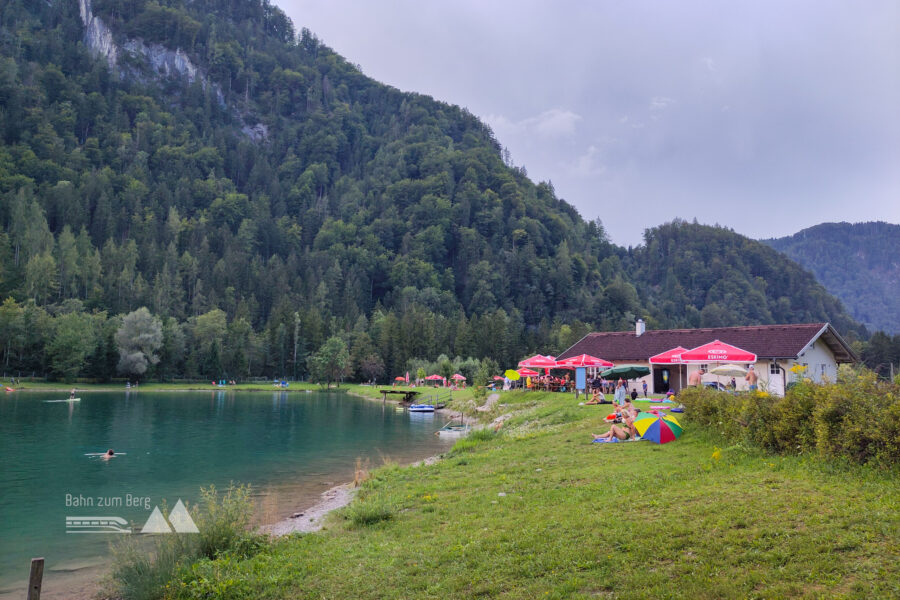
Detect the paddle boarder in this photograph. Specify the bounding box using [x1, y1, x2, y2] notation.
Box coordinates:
[70, 387, 77, 400]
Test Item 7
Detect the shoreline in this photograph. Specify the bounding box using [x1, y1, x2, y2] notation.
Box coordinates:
[1, 387, 454, 599]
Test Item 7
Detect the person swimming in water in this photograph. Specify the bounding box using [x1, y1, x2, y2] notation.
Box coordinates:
[101, 449, 115, 460]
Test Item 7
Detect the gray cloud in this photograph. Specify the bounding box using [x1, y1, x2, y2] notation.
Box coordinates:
[282, 0, 900, 246]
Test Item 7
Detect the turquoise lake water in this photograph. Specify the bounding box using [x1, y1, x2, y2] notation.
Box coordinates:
[0, 390, 454, 596]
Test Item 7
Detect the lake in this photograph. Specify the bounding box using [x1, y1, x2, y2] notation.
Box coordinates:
[0, 390, 455, 598]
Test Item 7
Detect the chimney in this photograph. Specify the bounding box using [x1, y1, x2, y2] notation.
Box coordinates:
[636, 319, 645, 337]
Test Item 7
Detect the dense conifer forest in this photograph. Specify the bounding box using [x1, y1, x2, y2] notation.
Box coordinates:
[764, 222, 900, 335]
[0, 0, 880, 383]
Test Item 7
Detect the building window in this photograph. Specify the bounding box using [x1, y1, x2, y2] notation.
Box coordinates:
[770, 363, 781, 375]
[700, 364, 708, 371]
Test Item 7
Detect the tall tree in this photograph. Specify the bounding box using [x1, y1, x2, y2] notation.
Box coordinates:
[115, 307, 163, 379]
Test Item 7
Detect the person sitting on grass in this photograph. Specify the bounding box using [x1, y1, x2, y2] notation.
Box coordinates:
[592, 414, 638, 442]
[617, 398, 640, 418]
[585, 390, 612, 405]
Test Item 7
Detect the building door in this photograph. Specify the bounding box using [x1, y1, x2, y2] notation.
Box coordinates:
[652, 367, 670, 394]
[768, 362, 785, 396]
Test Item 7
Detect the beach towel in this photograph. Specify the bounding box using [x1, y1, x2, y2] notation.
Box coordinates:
[592, 436, 642, 444]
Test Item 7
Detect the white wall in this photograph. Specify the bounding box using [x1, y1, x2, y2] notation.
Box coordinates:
[796, 339, 839, 383]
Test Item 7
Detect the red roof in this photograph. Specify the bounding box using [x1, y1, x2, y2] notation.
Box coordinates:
[558, 323, 856, 364]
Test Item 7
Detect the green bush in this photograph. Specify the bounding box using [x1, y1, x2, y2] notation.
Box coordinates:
[194, 484, 254, 560]
[678, 372, 900, 468]
[346, 498, 394, 527]
[106, 483, 261, 600]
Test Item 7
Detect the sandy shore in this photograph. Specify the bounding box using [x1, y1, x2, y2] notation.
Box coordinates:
[261, 483, 356, 536]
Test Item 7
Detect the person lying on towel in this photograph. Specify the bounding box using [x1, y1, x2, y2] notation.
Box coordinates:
[592, 413, 638, 442]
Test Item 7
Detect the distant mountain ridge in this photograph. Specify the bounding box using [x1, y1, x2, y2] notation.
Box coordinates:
[763, 222, 900, 334]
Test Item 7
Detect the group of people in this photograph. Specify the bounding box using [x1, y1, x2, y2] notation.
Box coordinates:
[584, 378, 644, 405]
[688, 365, 758, 391]
[588, 377, 648, 398]
[528, 374, 571, 391]
[592, 396, 643, 442]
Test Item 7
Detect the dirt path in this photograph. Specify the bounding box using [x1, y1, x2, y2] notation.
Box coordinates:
[475, 392, 500, 412]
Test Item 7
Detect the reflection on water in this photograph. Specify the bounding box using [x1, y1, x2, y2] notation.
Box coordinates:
[0, 391, 454, 598]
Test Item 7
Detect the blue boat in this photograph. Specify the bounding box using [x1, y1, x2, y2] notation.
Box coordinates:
[408, 404, 435, 413]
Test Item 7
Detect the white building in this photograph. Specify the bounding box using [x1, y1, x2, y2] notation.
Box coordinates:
[558, 322, 857, 396]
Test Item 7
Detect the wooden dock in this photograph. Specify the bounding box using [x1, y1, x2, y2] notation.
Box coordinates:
[379, 389, 421, 404]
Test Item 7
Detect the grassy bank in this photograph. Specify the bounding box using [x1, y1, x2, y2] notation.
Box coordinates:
[163, 391, 900, 599]
[4, 381, 325, 392]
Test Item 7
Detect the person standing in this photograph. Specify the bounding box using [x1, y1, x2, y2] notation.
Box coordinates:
[614, 380, 627, 406]
[688, 368, 704, 387]
[745, 366, 758, 391]
[642, 380, 648, 398]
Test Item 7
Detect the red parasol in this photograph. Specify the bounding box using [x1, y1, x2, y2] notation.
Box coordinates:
[648, 347, 689, 364]
[680, 340, 757, 363]
[556, 354, 614, 368]
[518, 355, 558, 369]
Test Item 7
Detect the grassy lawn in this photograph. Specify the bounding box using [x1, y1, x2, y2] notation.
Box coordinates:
[169, 391, 900, 599]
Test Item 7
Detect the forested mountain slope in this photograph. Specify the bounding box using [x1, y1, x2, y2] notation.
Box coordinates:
[0, 0, 625, 380]
[0, 1, 865, 382]
[764, 222, 900, 334]
[626, 221, 865, 339]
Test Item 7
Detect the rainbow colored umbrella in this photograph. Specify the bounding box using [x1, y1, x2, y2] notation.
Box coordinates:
[633, 412, 683, 444]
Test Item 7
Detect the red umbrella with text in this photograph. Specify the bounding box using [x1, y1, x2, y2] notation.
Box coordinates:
[556, 354, 614, 368]
[680, 340, 757, 364]
[518, 355, 557, 373]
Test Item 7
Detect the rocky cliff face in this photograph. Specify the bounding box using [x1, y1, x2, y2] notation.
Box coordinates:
[78, 0, 222, 104]
[78, 0, 118, 68]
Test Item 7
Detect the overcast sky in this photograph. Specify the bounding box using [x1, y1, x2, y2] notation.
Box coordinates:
[279, 1, 900, 247]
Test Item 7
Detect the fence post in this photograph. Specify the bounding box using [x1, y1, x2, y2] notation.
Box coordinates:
[27, 557, 43, 600]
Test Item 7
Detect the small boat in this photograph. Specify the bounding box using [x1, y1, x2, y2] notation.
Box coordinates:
[45, 398, 81, 403]
[408, 404, 435, 413]
[437, 425, 470, 436]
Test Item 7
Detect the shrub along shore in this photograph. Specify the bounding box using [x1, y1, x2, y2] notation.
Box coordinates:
[116, 384, 900, 600]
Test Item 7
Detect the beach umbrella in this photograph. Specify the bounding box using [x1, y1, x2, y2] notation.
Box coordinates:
[451, 373, 466, 381]
[600, 365, 650, 380]
[680, 340, 757, 364]
[517, 367, 539, 377]
[504, 369, 521, 381]
[394, 376, 405, 381]
[492, 375, 505, 381]
[556, 354, 614, 368]
[709, 364, 748, 377]
[518, 354, 558, 373]
[633, 412, 683, 444]
[425, 374, 444, 381]
[648, 347, 689, 364]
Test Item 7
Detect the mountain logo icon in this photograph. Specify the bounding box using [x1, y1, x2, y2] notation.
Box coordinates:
[140, 500, 199, 534]
[169, 499, 199, 533]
